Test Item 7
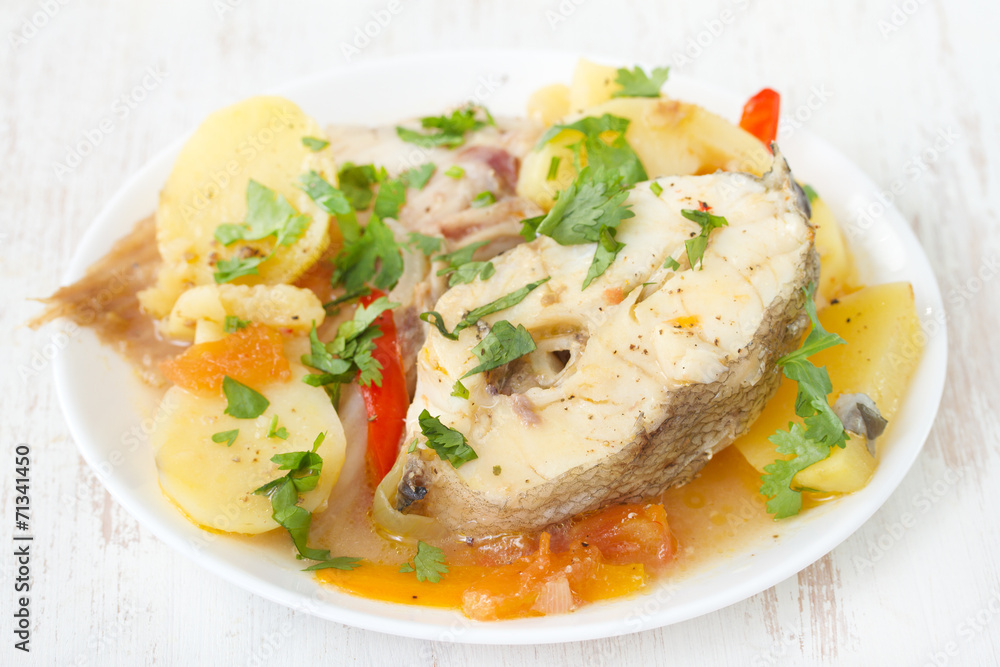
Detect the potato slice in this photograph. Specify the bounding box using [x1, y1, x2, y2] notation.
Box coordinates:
[139, 96, 336, 319]
[518, 97, 772, 210]
[811, 196, 858, 306]
[733, 282, 922, 494]
[165, 284, 325, 342]
[153, 363, 346, 534]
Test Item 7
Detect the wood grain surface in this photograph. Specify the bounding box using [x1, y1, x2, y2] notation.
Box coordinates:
[2, 1, 998, 665]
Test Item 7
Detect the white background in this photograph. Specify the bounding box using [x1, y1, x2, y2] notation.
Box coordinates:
[2, 0, 999, 665]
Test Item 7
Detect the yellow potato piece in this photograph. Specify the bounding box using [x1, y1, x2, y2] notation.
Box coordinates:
[526, 84, 571, 127]
[139, 96, 336, 319]
[517, 97, 772, 210]
[733, 282, 923, 494]
[153, 363, 346, 534]
[811, 196, 858, 306]
[165, 284, 325, 342]
[567, 59, 622, 112]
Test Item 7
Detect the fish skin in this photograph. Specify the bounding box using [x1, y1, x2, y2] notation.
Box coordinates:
[395, 151, 819, 536]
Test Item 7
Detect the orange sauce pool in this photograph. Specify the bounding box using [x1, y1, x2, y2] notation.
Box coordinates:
[313, 446, 777, 613]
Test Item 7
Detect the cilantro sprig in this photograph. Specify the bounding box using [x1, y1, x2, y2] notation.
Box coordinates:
[535, 114, 647, 187]
[421, 277, 550, 341]
[418, 410, 477, 467]
[612, 65, 670, 98]
[212, 181, 312, 283]
[531, 169, 635, 289]
[396, 105, 494, 149]
[760, 284, 849, 519]
[434, 240, 496, 287]
[302, 296, 399, 403]
[252, 432, 362, 571]
[398, 541, 448, 583]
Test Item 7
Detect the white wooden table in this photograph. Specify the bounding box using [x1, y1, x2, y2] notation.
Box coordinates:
[4, 1, 999, 664]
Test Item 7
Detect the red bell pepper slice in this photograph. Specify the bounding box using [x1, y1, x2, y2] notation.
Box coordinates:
[358, 290, 409, 481]
[739, 88, 781, 151]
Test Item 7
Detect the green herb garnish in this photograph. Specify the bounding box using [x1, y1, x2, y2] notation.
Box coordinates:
[470, 191, 496, 208]
[398, 541, 448, 583]
[252, 432, 363, 570]
[680, 208, 729, 270]
[224, 315, 250, 334]
[211, 429, 239, 447]
[451, 320, 535, 396]
[302, 296, 398, 392]
[612, 65, 669, 98]
[221, 376, 269, 419]
[267, 415, 289, 440]
[418, 410, 477, 468]
[407, 232, 443, 256]
[420, 277, 550, 341]
[444, 165, 465, 179]
[396, 106, 493, 149]
[301, 136, 329, 152]
[434, 240, 495, 287]
[760, 284, 849, 518]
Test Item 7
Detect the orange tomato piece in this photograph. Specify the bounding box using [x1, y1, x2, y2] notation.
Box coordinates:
[160, 323, 290, 393]
[551, 503, 676, 573]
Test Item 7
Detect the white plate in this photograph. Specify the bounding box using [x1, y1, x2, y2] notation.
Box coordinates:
[54, 50, 947, 644]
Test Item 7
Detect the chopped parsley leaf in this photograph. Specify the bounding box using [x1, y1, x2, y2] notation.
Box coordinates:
[407, 232, 443, 256]
[401, 162, 436, 190]
[253, 432, 363, 570]
[214, 180, 311, 246]
[451, 380, 469, 399]
[221, 376, 269, 419]
[470, 191, 496, 208]
[418, 410, 477, 467]
[420, 277, 550, 340]
[457, 320, 536, 381]
[211, 429, 239, 447]
[444, 165, 465, 179]
[396, 105, 493, 149]
[536, 114, 647, 187]
[398, 541, 448, 583]
[301, 136, 329, 152]
[267, 415, 289, 440]
[301, 296, 399, 393]
[612, 65, 670, 98]
[547, 156, 561, 180]
[434, 240, 495, 287]
[760, 284, 849, 518]
[663, 256, 681, 271]
[224, 315, 250, 333]
[680, 208, 729, 270]
[336, 163, 381, 211]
